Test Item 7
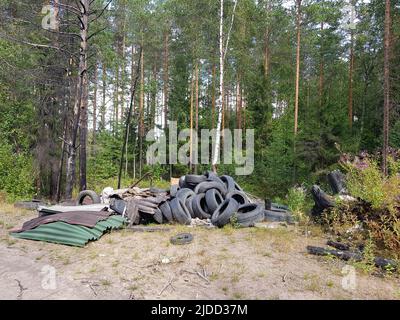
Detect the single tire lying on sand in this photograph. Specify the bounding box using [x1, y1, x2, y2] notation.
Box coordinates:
[264, 209, 294, 223]
[75, 190, 101, 206]
[170, 233, 193, 245]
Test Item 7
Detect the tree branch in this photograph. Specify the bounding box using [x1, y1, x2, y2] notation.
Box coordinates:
[0, 33, 79, 60]
[87, 27, 107, 41]
[90, 0, 112, 22]
[57, 3, 81, 16]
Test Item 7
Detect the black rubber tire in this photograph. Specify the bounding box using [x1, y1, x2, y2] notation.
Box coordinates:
[271, 202, 289, 211]
[205, 189, 224, 214]
[235, 203, 264, 227]
[211, 198, 239, 228]
[149, 187, 168, 194]
[194, 181, 227, 196]
[206, 174, 225, 186]
[191, 193, 211, 219]
[185, 195, 196, 218]
[185, 174, 207, 184]
[178, 176, 186, 188]
[176, 188, 195, 203]
[327, 170, 346, 195]
[184, 183, 197, 190]
[170, 233, 193, 245]
[160, 201, 173, 222]
[220, 175, 236, 193]
[170, 197, 192, 225]
[225, 190, 248, 205]
[264, 209, 293, 223]
[76, 190, 101, 206]
[234, 181, 244, 192]
[270, 207, 289, 213]
[153, 208, 164, 224]
[170, 185, 179, 197]
[203, 170, 218, 180]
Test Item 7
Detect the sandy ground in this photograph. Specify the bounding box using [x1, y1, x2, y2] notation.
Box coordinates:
[0, 204, 400, 300]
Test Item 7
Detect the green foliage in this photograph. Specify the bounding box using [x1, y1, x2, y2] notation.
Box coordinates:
[87, 132, 120, 186]
[0, 142, 35, 201]
[286, 186, 307, 220]
[344, 160, 385, 209]
[323, 154, 400, 257]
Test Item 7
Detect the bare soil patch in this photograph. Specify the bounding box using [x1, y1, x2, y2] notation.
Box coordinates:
[0, 205, 399, 300]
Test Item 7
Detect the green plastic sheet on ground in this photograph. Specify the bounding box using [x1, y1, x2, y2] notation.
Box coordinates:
[11, 215, 126, 247]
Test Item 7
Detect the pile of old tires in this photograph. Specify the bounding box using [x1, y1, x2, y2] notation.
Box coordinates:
[155, 172, 264, 228]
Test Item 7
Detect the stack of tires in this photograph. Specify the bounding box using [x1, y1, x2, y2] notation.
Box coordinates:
[155, 172, 264, 228]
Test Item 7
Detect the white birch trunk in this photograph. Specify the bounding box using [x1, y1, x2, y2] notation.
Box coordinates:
[212, 0, 224, 170]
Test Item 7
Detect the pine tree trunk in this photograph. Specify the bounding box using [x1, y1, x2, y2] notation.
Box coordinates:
[264, 28, 270, 78]
[92, 60, 98, 144]
[139, 39, 144, 177]
[194, 61, 199, 173]
[348, 30, 354, 129]
[319, 22, 324, 110]
[101, 62, 106, 130]
[190, 67, 194, 172]
[294, 0, 301, 135]
[65, 0, 90, 198]
[114, 65, 119, 133]
[79, 0, 89, 192]
[383, 0, 391, 175]
[163, 32, 169, 130]
[151, 64, 157, 129]
[236, 75, 242, 129]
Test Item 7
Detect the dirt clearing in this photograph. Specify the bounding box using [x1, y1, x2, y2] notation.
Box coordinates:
[0, 205, 399, 300]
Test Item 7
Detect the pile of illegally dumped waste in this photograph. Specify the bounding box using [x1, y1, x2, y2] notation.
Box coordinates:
[100, 171, 294, 228]
[10, 171, 293, 247]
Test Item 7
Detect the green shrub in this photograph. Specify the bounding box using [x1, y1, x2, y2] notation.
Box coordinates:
[344, 160, 385, 209]
[286, 186, 307, 220]
[0, 142, 35, 201]
[323, 154, 400, 258]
